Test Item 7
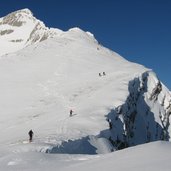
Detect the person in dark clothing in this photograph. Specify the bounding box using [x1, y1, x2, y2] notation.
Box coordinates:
[99, 73, 102, 77]
[70, 109, 73, 117]
[103, 72, 106, 76]
[28, 129, 34, 142]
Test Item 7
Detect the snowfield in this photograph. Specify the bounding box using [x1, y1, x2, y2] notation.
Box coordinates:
[0, 28, 147, 145]
[1, 141, 171, 171]
[0, 9, 171, 171]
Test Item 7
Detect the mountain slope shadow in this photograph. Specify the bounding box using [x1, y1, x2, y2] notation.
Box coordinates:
[104, 71, 169, 150]
[46, 136, 97, 154]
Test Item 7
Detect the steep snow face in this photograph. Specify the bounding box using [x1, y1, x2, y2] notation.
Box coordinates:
[0, 8, 63, 56]
[0, 28, 147, 148]
[108, 71, 171, 149]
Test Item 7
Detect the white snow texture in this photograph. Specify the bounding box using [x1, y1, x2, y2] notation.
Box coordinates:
[0, 8, 171, 171]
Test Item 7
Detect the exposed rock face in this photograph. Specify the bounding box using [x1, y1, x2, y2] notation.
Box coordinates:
[107, 71, 171, 150]
[0, 29, 14, 35]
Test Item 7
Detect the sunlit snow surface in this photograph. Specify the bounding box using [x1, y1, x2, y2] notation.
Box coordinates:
[1, 141, 171, 171]
[0, 9, 171, 171]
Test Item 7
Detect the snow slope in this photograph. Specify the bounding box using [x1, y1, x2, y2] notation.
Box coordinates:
[0, 9, 171, 171]
[62, 141, 171, 171]
[1, 141, 171, 171]
[0, 28, 147, 145]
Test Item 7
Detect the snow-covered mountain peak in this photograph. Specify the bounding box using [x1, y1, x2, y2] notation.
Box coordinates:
[0, 8, 171, 171]
[0, 8, 34, 27]
[68, 27, 91, 35]
[66, 27, 97, 43]
[16, 8, 33, 16]
[0, 9, 171, 169]
[0, 9, 101, 57]
[0, 8, 63, 57]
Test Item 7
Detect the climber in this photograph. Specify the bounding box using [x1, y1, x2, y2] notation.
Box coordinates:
[28, 129, 34, 142]
[70, 109, 73, 117]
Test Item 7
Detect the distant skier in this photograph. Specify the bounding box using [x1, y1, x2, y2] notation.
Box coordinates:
[99, 73, 102, 77]
[28, 129, 34, 142]
[70, 109, 73, 117]
[103, 71, 106, 76]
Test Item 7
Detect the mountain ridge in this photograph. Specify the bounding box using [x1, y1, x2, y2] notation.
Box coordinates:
[0, 8, 171, 153]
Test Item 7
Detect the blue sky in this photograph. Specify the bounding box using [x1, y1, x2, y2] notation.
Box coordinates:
[1, 0, 171, 89]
